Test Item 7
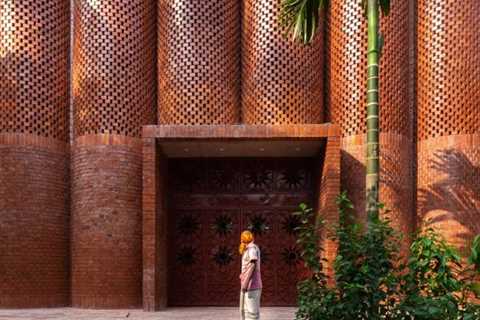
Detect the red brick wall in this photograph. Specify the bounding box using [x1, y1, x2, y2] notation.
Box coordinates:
[0, 134, 69, 307]
[71, 0, 156, 308]
[71, 135, 143, 308]
[316, 132, 341, 279]
[326, 0, 415, 244]
[417, 0, 480, 252]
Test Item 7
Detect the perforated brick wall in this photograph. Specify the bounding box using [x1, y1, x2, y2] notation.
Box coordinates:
[71, 0, 156, 308]
[0, 0, 70, 308]
[241, 0, 324, 124]
[326, 0, 414, 242]
[327, 0, 411, 137]
[417, 0, 480, 252]
[0, 0, 69, 140]
[157, 0, 240, 125]
[72, 0, 156, 137]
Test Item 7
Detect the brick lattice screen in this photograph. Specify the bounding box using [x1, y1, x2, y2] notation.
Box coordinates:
[416, 0, 480, 252]
[0, 0, 69, 140]
[241, 0, 324, 124]
[157, 0, 241, 125]
[72, 0, 156, 138]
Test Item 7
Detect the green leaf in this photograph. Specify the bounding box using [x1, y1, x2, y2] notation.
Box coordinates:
[279, 0, 328, 44]
[379, 0, 390, 16]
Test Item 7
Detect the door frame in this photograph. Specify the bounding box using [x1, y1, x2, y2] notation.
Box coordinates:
[141, 124, 340, 311]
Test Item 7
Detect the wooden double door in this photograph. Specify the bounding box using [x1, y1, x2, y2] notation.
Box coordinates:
[167, 158, 315, 306]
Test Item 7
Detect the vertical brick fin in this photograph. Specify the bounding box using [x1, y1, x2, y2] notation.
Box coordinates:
[417, 0, 480, 253]
[72, 0, 156, 137]
[143, 140, 169, 311]
[71, 137, 143, 308]
[157, 0, 241, 125]
[326, 0, 414, 244]
[0, 0, 70, 308]
[241, 0, 325, 124]
[316, 134, 341, 279]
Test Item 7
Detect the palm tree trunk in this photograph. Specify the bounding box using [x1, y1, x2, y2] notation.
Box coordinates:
[366, 0, 380, 223]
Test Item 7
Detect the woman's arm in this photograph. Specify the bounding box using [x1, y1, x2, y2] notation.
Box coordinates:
[240, 260, 257, 292]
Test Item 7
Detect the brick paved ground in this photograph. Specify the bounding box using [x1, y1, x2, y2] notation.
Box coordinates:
[0, 307, 296, 320]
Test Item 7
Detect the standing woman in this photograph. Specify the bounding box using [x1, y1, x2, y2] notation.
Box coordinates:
[239, 230, 262, 320]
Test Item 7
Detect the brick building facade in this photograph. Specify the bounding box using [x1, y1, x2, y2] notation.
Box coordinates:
[0, 0, 478, 310]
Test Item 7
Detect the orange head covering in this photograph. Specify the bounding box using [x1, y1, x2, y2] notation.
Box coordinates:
[239, 230, 254, 255]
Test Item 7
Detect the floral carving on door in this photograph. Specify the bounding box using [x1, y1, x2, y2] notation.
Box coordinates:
[168, 158, 314, 306]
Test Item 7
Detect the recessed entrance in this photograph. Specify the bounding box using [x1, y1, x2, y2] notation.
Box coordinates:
[167, 158, 315, 306]
[142, 124, 340, 311]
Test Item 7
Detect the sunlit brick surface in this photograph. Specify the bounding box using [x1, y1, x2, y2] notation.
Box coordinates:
[416, 0, 480, 252]
[0, 0, 69, 140]
[72, 0, 156, 137]
[241, 0, 324, 124]
[326, 0, 414, 243]
[0, 0, 70, 308]
[157, 0, 240, 124]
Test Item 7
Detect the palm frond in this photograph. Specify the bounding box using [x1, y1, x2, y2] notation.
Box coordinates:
[379, 0, 390, 16]
[280, 0, 327, 44]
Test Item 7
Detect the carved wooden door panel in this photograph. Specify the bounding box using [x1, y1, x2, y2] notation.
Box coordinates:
[168, 158, 314, 306]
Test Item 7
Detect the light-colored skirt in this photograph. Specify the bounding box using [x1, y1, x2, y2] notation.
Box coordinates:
[240, 289, 262, 320]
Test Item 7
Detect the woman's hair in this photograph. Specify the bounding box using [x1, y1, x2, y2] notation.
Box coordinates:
[239, 230, 254, 255]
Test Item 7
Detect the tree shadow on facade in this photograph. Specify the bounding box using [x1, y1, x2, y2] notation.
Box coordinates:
[341, 149, 414, 232]
[418, 149, 480, 252]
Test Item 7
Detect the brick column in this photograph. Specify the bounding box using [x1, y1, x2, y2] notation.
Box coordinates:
[417, 0, 480, 253]
[71, 0, 156, 307]
[316, 128, 341, 278]
[143, 139, 169, 311]
[327, 0, 415, 249]
[0, 0, 70, 307]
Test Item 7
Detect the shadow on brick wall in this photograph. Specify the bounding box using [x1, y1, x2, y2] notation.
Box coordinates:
[418, 149, 480, 252]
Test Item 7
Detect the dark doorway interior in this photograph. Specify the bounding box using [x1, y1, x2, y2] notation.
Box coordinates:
[167, 157, 316, 306]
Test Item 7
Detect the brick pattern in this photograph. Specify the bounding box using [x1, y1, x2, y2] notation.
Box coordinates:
[417, 0, 480, 252]
[326, 0, 411, 137]
[157, 0, 240, 125]
[326, 0, 414, 243]
[143, 140, 168, 311]
[241, 0, 324, 124]
[0, 135, 69, 307]
[417, 0, 480, 141]
[0, 0, 69, 140]
[72, 0, 156, 137]
[316, 135, 340, 279]
[341, 134, 415, 250]
[71, 136, 143, 308]
[417, 136, 480, 253]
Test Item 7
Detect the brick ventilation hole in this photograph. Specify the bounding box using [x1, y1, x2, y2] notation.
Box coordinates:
[326, 0, 411, 138]
[326, 0, 414, 249]
[417, 0, 480, 141]
[0, 0, 70, 308]
[0, 0, 69, 141]
[72, 0, 156, 138]
[157, 0, 241, 125]
[416, 0, 480, 253]
[241, 0, 324, 124]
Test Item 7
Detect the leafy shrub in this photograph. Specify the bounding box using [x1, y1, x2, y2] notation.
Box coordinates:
[294, 192, 480, 320]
